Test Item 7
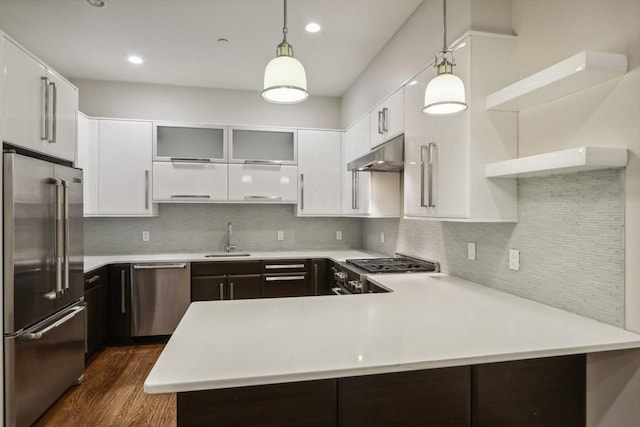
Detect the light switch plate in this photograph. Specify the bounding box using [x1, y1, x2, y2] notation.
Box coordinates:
[277, 230, 284, 241]
[509, 249, 520, 271]
[142, 231, 150, 242]
[336, 230, 343, 241]
[380, 232, 385, 243]
[467, 242, 476, 260]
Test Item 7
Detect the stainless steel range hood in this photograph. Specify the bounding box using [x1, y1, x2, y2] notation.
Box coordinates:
[347, 134, 404, 172]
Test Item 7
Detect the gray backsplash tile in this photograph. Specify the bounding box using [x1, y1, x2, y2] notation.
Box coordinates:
[84, 204, 363, 255]
[364, 169, 625, 327]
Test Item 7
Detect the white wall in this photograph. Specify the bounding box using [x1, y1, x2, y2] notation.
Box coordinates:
[72, 79, 342, 130]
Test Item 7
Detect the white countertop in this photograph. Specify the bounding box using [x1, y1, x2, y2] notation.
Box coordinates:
[144, 273, 640, 394]
[84, 249, 384, 272]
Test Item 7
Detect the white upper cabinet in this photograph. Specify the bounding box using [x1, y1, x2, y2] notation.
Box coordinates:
[1, 36, 77, 163]
[97, 119, 156, 216]
[227, 164, 298, 203]
[297, 130, 342, 216]
[229, 127, 297, 164]
[154, 122, 227, 162]
[153, 162, 228, 202]
[342, 116, 371, 215]
[404, 32, 518, 222]
[76, 113, 99, 215]
[369, 88, 404, 149]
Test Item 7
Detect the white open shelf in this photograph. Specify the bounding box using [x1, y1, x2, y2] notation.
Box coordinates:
[485, 147, 628, 178]
[486, 51, 628, 111]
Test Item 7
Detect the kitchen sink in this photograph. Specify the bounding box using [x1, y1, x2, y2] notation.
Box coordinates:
[204, 252, 251, 258]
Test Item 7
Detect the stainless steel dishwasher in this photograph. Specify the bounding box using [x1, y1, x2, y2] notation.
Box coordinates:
[130, 262, 191, 337]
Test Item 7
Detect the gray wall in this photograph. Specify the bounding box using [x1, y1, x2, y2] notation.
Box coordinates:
[364, 169, 625, 327]
[85, 204, 362, 255]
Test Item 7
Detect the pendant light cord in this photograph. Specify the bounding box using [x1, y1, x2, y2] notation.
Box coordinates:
[442, 0, 447, 51]
[282, 0, 288, 43]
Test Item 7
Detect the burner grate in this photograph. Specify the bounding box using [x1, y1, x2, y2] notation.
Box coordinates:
[346, 257, 437, 274]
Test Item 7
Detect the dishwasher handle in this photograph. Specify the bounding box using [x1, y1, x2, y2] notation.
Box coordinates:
[133, 263, 187, 270]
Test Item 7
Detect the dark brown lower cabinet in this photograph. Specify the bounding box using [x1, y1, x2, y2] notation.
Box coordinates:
[472, 354, 586, 427]
[84, 266, 108, 359]
[175, 355, 586, 427]
[177, 379, 337, 427]
[339, 367, 471, 427]
[310, 259, 331, 296]
[107, 264, 131, 342]
[191, 274, 262, 301]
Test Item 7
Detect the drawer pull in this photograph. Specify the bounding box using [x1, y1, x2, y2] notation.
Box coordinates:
[243, 160, 283, 166]
[170, 194, 212, 199]
[265, 275, 306, 282]
[265, 264, 305, 270]
[85, 275, 100, 285]
[244, 195, 282, 201]
[171, 157, 213, 163]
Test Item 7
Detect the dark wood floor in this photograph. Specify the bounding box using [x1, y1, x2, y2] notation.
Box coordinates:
[34, 344, 176, 426]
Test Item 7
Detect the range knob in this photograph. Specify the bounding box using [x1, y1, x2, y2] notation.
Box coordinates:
[334, 271, 347, 281]
[349, 280, 363, 292]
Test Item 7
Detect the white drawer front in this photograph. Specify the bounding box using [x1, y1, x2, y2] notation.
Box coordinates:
[228, 164, 298, 203]
[153, 162, 227, 202]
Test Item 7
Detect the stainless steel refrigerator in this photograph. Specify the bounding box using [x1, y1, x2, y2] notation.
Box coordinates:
[3, 151, 85, 427]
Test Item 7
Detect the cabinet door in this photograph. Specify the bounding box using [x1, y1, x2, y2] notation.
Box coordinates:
[370, 88, 404, 149]
[45, 68, 77, 162]
[310, 259, 330, 296]
[154, 123, 226, 162]
[84, 282, 100, 358]
[339, 367, 471, 427]
[342, 117, 372, 216]
[297, 130, 342, 216]
[228, 274, 262, 300]
[77, 116, 100, 215]
[107, 264, 131, 342]
[1, 38, 47, 154]
[191, 275, 226, 302]
[262, 273, 309, 298]
[230, 127, 297, 164]
[153, 161, 228, 202]
[98, 120, 155, 215]
[228, 164, 298, 203]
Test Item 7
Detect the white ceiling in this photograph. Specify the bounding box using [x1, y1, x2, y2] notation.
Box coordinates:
[0, 0, 423, 97]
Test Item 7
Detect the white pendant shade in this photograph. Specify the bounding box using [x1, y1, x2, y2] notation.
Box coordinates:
[262, 55, 309, 104]
[423, 73, 467, 115]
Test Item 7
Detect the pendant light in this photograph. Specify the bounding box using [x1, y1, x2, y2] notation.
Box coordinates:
[262, 0, 309, 104]
[423, 0, 467, 115]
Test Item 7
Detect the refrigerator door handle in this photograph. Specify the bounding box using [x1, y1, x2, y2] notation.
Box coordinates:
[49, 178, 63, 297]
[18, 306, 85, 341]
[61, 179, 70, 292]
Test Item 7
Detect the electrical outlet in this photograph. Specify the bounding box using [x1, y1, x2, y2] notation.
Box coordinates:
[467, 242, 476, 261]
[380, 232, 385, 243]
[142, 231, 150, 242]
[336, 230, 343, 241]
[509, 249, 520, 271]
[277, 230, 284, 241]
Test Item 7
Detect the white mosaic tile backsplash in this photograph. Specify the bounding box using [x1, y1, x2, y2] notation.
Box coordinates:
[365, 169, 625, 326]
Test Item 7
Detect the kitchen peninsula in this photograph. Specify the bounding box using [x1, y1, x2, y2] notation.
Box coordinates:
[144, 272, 640, 426]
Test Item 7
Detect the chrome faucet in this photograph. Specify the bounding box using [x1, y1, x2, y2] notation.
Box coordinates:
[225, 222, 237, 252]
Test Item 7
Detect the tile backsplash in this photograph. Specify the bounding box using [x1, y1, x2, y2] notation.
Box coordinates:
[84, 204, 362, 255]
[365, 169, 625, 326]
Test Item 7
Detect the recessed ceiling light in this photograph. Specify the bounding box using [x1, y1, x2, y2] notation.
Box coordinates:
[85, 0, 106, 8]
[128, 56, 144, 65]
[217, 38, 229, 44]
[305, 22, 321, 33]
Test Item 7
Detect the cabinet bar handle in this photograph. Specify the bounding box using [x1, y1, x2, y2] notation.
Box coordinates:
[170, 157, 213, 163]
[300, 173, 305, 211]
[219, 283, 224, 300]
[314, 264, 318, 295]
[377, 110, 384, 135]
[243, 160, 283, 166]
[265, 275, 306, 282]
[144, 170, 150, 210]
[41, 77, 50, 140]
[244, 195, 282, 201]
[351, 171, 360, 210]
[382, 107, 389, 133]
[85, 275, 100, 285]
[264, 264, 305, 270]
[230, 282, 234, 300]
[170, 194, 211, 199]
[427, 143, 436, 208]
[420, 145, 428, 208]
[49, 81, 57, 143]
[133, 263, 187, 270]
[120, 270, 126, 314]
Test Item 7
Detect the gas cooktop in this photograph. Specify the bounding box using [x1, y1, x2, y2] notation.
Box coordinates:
[346, 256, 439, 274]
